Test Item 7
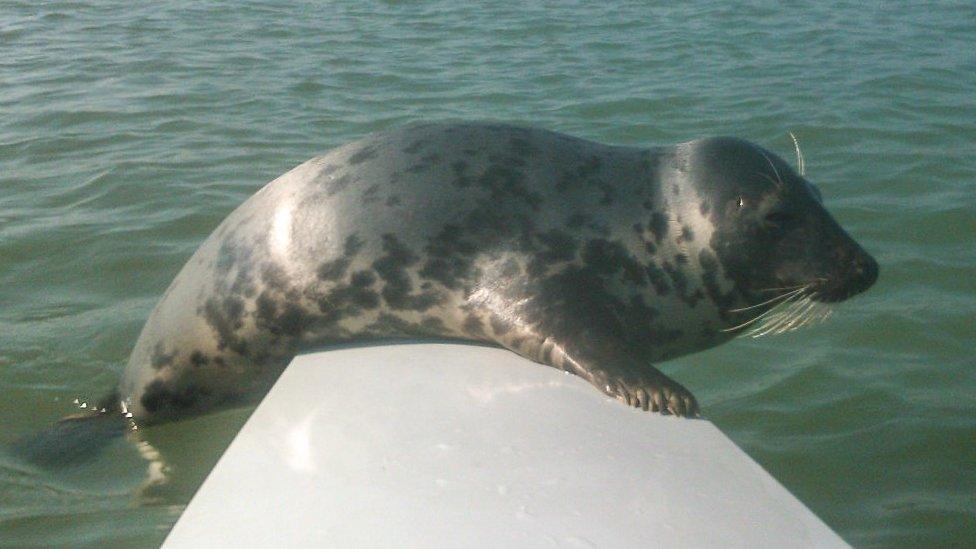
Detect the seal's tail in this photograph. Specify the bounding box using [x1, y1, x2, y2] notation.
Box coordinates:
[9, 391, 129, 467]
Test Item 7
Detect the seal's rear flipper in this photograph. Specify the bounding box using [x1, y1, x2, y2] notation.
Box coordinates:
[10, 410, 129, 468]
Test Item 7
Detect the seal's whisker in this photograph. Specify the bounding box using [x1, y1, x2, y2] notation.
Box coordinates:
[791, 301, 819, 330]
[790, 298, 821, 331]
[798, 302, 831, 329]
[756, 299, 806, 333]
[722, 288, 808, 333]
[728, 286, 808, 313]
[789, 131, 805, 176]
[758, 150, 785, 189]
[748, 294, 811, 337]
[721, 307, 775, 333]
[758, 172, 782, 189]
[773, 298, 819, 334]
[724, 291, 805, 332]
[815, 306, 834, 324]
[754, 283, 810, 293]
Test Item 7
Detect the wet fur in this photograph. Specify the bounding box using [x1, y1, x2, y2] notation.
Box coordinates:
[114, 123, 877, 423]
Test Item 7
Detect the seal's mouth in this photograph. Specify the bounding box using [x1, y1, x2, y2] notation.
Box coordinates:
[724, 252, 878, 338]
[810, 253, 879, 303]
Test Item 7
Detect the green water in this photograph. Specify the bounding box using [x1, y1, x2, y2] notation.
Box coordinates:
[1, 1, 973, 546]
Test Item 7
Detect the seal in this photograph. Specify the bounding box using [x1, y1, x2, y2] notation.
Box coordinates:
[115, 122, 878, 423]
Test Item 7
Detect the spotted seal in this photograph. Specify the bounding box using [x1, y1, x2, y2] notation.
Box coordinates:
[114, 122, 877, 423]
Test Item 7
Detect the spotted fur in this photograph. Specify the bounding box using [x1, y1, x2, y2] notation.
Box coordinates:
[118, 123, 877, 422]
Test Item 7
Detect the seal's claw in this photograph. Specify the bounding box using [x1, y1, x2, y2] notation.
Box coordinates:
[597, 371, 699, 418]
[635, 388, 650, 411]
[663, 382, 699, 418]
[651, 389, 664, 413]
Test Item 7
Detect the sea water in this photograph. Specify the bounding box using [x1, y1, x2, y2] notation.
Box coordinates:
[1, 1, 973, 546]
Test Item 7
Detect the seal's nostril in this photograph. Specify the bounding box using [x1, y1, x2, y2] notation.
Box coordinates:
[853, 254, 879, 290]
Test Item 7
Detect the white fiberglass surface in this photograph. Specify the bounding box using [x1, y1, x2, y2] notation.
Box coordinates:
[164, 343, 847, 548]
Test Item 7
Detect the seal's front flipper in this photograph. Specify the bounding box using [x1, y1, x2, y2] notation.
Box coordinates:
[593, 367, 700, 417]
[506, 324, 701, 417]
[540, 329, 701, 416]
[472, 267, 702, 418]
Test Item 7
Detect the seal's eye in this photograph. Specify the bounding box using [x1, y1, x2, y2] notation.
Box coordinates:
[763, 211, 793, 228]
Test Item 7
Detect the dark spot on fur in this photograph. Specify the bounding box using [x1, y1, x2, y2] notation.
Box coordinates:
[276, 303, 309, 337]
[645, 262, 670, 295]
[317, 235, 364, 281]
[420, 224, 478, 290]
[385, 195, 402, 207]
[476, 158, 543, 210]
[324, 278, 381, 311]
[227, 262, 255, 297]
[649, 212, 668, 243]
[254, 290, 312, 338]
[202, 296, 248, 355]
[256, 292, 277, 323]
[327, 173, 356, 196]
[151, 343, 177, 369]
[556, 155, 605, 199]
[189, 351, 208, 368]
[261, 264, 289, 290]
[317, 258, 349, 281]
[681, 225, 694, 242]
[348, 145, 378, 165]
[662, 261, 701, 307]
[490, 314, 512, 336]
[215, 240, 239, 274]
[373, 234, 440, 311]
[362, 184, 381, 204]
[421, 316, 446, 332]
[699, 249, 736, 319]
[463, 314, 486, 336]
[528, 230, 579, 276]
[364, 312, 446, 338]
[141, 380, 210, 415]
[581, 239, 646, 286]
[343, 234, 364, 256]
[350, 270, 375, 287]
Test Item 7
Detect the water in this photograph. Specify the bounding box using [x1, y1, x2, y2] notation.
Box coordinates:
[1, 1, 973, 546]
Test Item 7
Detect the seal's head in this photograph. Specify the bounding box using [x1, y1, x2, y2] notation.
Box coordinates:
[690, 137, 878, 321]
